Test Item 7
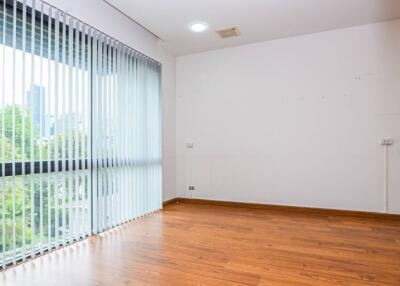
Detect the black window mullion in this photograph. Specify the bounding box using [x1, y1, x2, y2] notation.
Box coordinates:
[0, 159, 88, 176]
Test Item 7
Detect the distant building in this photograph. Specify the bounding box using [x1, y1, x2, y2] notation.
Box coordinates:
[25, 85, 84, 139]
[45, 114, 55, 137]
[26, 84, 46, 136]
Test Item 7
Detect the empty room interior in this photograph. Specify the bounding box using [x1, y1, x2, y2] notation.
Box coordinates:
[0, 0, 400, 285]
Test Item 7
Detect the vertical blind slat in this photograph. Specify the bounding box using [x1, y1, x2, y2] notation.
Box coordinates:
[81, 23, 86, 237]
[11, 0, 17, 265]
[46, 3, 51, 250]
[60, 11, 66, 247]
[86, 27, 92, 236]
[1, 0, 6, 270]
[73, 19, 78, 240]
[67, 15, 73, 243]
[20, 0, 26, 262]
[91, 30, 98, 235]
[38, 2, 44, 255]
[54, 8, 59, 248]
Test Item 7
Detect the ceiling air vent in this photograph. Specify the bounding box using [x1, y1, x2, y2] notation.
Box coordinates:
[216, 27, 241, 39]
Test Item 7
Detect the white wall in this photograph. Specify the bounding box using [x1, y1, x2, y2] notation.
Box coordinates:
[176, 20, 400, 213]
[47, 0, 177, 201]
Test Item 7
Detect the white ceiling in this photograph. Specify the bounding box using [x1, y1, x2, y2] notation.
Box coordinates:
[105, 0, 400, 56]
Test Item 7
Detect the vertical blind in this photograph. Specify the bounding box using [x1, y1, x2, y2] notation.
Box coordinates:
[0, 0, 162, 268]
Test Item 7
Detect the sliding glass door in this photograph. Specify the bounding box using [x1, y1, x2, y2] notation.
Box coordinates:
[0, 0, 162, 268]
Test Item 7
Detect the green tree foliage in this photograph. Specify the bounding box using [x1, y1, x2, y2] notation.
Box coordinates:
[0, 105, 35, 161]
[0, 105, 87, 162]
[0, 105, 86, 259]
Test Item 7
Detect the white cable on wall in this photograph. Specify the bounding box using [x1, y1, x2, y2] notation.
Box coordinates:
[384, 145, 388, 213]
[381, 138, 394, 213]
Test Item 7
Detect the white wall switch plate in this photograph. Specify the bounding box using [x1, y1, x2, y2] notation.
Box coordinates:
[380, 138, 394, 146]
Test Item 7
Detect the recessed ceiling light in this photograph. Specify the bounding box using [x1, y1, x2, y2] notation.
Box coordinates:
[189, 21, 209, 33]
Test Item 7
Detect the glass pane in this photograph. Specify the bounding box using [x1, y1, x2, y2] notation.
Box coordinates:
[0, 170, 90, 264]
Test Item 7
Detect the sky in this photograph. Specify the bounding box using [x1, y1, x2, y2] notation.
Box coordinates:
[0, 43, 89, 117]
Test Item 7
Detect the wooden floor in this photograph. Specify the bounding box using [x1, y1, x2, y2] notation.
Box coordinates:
[1, 202, 400, 286]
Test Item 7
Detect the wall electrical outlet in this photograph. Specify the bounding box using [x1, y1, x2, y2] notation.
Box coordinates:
[380, 138, 394, 146]
[188, 185, 195, 191]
